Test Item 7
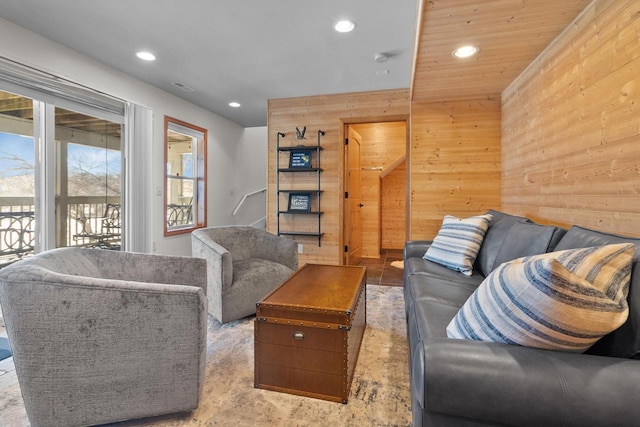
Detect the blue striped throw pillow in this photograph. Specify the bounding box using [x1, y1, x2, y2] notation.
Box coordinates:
[423, 214, 493, 276]
[447, 243, 635, 352]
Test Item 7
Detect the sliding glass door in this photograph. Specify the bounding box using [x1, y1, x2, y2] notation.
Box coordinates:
[0, 91, 35, 267]
[0, 88, 124, 266]
[54, 107, 122, 249]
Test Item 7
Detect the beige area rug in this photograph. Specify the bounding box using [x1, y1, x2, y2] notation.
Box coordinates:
[0, 285, 411, 427]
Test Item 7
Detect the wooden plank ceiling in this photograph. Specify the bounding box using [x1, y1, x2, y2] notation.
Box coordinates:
[0, 91, 121, 137]
[412, 0, 592, 102]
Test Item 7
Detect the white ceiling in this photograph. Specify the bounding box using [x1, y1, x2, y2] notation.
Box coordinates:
[0, 0, 418, 127]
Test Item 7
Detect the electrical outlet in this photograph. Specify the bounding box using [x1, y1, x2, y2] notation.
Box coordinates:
[298, 244, 303, 254]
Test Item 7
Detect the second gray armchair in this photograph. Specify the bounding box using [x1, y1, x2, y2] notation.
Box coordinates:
[192, 226, 298, 323]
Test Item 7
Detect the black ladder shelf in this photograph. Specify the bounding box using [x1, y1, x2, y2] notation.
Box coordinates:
[276, 130, 324, 246]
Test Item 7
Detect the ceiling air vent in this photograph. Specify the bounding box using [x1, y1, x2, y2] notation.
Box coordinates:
[172, 81, 194, 91]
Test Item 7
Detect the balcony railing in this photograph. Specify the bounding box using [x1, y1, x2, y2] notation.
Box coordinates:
[0, 196, 121, 268]
[0, 209, 35, 267]
[1, 197, 199, 268]
[167, 203, 193, 227]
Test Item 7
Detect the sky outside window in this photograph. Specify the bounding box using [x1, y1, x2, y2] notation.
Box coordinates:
[0, 132, 34, 178]
[0, 132, 120, 178]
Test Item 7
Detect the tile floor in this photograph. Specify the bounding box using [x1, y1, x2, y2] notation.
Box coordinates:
[356, 248, 404, 287]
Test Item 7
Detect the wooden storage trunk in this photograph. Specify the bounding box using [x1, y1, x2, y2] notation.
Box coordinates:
[254, 263, 367, 403]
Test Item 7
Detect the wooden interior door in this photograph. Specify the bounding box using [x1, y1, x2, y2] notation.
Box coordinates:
[344, 126, 362, 265]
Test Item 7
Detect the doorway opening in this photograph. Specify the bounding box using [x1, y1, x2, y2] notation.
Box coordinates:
[343, 121, 407, 266]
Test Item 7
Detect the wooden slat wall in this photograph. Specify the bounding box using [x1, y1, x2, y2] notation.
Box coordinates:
[268, 90, 410, 265]
[351, 122, 407, 257]
[502, 0, 640, 237]
[381, 160, 407, 249]
[410, 98, 502, 239]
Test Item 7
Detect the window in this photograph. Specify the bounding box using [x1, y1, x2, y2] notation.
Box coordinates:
[164, 116, 206, 236]
[0, 56, 153, 259]
[0, 90, 123, 266]
[55, 107, 122, 250]
[0, 91, 35, 267]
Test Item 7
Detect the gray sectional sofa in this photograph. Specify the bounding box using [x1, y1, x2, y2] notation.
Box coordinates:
[404, 210, 640, 426]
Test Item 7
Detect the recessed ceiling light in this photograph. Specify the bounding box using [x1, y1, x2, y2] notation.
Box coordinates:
[136, 51, 156, 61]
[334, 20, 356, 33]
[452, 45, 479, 58]
[229, 102, 241, 108]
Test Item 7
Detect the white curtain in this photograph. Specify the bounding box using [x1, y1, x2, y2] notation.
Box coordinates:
[123, 103, 153, 253]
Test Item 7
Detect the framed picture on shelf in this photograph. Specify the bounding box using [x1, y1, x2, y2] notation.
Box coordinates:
[288, 193, 312, 212]
[289, 149, 312, 168]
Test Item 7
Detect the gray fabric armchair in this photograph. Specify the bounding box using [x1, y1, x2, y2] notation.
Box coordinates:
[192, 226, 297, 323]
[0, 247, 207, 427]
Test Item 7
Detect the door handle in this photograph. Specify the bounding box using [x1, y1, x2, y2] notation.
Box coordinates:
[359, 203, 364, 207]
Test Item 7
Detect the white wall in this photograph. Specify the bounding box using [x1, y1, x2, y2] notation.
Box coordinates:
[0, 17, 251, 256]
[232, 127, 268, 228]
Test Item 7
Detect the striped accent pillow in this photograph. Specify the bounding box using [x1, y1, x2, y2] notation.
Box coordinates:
[447, 243, 635, 352]
[423, 214, 492, 276]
